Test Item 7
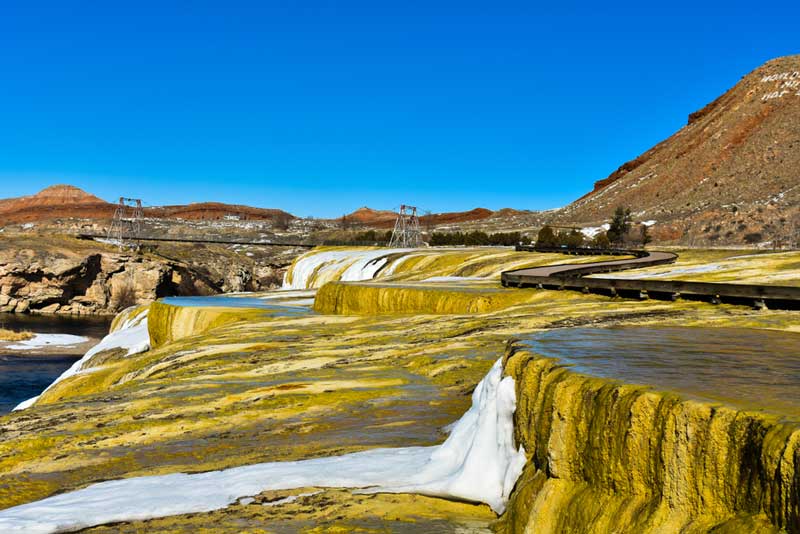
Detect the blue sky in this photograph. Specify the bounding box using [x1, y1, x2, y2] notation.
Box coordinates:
[0, 1, 798, 217]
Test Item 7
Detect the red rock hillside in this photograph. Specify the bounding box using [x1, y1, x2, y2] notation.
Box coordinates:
[552, 55, 800, 246]
[0, 185, 294, 224]
[343, 206, 494, 229]
[0, 185, 115, 223]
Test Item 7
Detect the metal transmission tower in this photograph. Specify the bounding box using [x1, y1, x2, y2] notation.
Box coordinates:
[389, 204, 423, 247]
[107, 197, 144, 248]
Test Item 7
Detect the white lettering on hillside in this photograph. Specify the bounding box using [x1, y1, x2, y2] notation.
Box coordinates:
[760, 71, 800, 101]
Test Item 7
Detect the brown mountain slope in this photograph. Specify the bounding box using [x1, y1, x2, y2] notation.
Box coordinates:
[0, 185, 116, 223]
[341, 206, 494, 229]
[146, 203, 293, 221]
[344, 207, 398, 226]
[554, 55, 800, 246]
[0, 185, 294, 224]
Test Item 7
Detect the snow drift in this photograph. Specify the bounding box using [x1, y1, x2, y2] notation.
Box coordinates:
[0, 358, 526, 532]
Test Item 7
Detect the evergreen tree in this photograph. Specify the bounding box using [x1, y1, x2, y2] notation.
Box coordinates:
[592, 232, 611, 248]
[607, 206, 632, 245]
[536, 226, 558, 248]
[640, 224, 652, 248]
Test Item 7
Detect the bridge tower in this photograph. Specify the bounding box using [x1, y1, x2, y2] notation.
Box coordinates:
[107, 197, 144, 248]
[389, 204, 422, 248]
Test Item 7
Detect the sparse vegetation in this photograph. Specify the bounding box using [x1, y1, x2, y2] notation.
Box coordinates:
[272, 213, 292, 231]
[744, 232, 763, 244]
[0, 328, 34, 342]
[535, 226, 558, 248]
[641, 224, 653, 248]
[110, 280, 138, 312]
[534, 226, 584, 249]
[592, 232, 611, 248]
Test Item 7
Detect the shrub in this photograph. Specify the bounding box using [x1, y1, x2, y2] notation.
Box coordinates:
[111, 280, 138, 312]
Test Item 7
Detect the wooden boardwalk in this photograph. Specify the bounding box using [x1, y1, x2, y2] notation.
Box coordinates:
[502, 247, 800, 310]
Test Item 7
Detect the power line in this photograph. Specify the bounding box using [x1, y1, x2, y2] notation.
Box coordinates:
[389, 204, 422, 247]
[107, 197, 143, 248]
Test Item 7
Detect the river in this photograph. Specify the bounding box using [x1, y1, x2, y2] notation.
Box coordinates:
[0, 313, 111, 413]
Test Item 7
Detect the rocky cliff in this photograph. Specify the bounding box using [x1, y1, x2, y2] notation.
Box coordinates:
[0, 234, 303, 315]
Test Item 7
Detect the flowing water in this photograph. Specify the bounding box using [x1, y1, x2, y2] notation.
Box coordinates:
[0, 313, 112, 414]
[524, 326, 800, 419]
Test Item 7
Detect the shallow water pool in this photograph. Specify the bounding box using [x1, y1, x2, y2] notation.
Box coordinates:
[524, 326, 800, 419]
[160, 296, 311, 316]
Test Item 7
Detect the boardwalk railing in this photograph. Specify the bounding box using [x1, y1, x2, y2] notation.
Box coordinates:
[502, 247, 800, 310]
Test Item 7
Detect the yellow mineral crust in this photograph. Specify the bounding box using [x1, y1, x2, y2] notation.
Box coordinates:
[2, 247, 800, 532]
[497, 344, 799, 533]
[148, 300, 266, 347]
[314, 281, 542, 315]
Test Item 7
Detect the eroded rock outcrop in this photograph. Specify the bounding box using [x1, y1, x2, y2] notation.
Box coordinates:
[0, 235, 302, 315]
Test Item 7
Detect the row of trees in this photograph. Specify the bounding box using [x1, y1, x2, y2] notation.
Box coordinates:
[535, 207, 652, 249]
[321, 230, 526, 247]
[322, 206, 652, 249]
[429, 231, 523, 246]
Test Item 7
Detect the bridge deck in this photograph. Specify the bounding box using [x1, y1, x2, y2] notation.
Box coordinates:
[76, 234, 315, 248]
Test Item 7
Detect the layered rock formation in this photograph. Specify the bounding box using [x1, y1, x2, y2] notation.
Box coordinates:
[0, 234, 302, 315]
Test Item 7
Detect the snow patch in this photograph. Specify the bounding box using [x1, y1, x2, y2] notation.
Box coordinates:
[580, 224, 609, 238]
[0, 359, 526, 531]
[283, 249, 411, 289]
[6, 333, 88, 351]
[12, 395, 39, 411]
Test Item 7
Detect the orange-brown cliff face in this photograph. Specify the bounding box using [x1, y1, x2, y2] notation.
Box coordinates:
[554, 55, 800, 245]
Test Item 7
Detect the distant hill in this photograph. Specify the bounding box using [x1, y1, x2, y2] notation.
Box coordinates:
[552, 55, 800, 246]
[0, 185, 295, 224]
[0, 185, 115, 223]
[343, 207, 398, 227]
[343, 206, 494, 229]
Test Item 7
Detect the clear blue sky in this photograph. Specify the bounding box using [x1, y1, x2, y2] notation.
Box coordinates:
[0, 1, 797, 217]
